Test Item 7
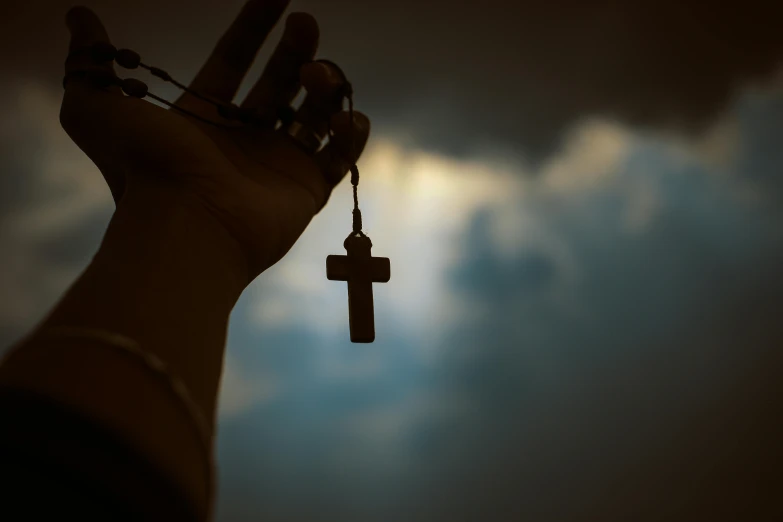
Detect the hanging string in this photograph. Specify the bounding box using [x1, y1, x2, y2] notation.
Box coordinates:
[347, 85, 364, 237]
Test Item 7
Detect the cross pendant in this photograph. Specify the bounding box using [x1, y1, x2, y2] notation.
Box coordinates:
[326, 234, 391, 343]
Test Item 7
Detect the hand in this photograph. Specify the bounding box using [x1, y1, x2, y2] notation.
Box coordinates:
[60, 0, 371, 279]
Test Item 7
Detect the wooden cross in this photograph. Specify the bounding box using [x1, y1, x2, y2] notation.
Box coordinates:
[326, 234, 390, 343]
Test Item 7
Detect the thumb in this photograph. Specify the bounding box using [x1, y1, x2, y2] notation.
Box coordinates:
[61, 6, 126, 200]
[61, 6, 122, 130]
[63, 6, 118, 85]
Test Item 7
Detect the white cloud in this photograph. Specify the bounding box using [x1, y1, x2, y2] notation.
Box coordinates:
[539, 118, 633, 192]
[326, 390, 476, 477]
[0, 83, 112, 335]
[318, 346, 385, 381]
[6, 81, 112, 237]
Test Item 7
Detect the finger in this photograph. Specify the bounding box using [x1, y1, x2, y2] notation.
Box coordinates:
[62, 7, 126, 200]
[240, 12, 319, 120]
[291, 61, 350, 138]
[189, 0, 291, 102]
[315, 110, 371, 188]
[63, 6, 119, 93]
[62, 5, 121, 129]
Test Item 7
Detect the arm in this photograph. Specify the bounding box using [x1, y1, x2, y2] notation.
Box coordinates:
[0, 183, 244, 519]
[0, 1, 370, 520]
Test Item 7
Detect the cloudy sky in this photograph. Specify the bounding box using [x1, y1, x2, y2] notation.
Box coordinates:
[2, 1, 783, 521]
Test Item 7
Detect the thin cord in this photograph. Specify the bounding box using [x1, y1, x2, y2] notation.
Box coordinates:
[347, 85, 365, 236]
[140, 63, 228, 111]
[144, 92, 235, 128]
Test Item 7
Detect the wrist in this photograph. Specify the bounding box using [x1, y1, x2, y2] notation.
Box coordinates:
[0, 176, 254, 519]
[107, 175, 253, 292]
[36, 174, 252, 423]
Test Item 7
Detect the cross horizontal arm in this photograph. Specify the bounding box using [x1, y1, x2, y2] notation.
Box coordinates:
[326, 255, 350, 281]
[370, 257, 391, 283]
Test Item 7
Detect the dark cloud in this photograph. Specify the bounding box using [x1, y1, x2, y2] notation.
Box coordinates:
[5, 0, 783, 161]
[309, 0, 783, 160]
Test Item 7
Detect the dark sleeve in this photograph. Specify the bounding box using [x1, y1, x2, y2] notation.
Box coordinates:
[0, 385, 199, 522]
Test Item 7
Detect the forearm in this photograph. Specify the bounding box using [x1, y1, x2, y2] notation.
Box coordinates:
[38, 177, 249, 418]
[0, 176, 251, 519]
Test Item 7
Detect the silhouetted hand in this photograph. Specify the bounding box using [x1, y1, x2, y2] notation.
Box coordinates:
[60, 0, 370, 278]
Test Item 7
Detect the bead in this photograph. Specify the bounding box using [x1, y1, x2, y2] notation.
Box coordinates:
[217, 103, 241, 120]
[149, 66, 172, 82]
[121, 78, 148, 98]
[314, 59, 347, 82]
[115, 48, 141, 69]
[90, 41, 117, 63]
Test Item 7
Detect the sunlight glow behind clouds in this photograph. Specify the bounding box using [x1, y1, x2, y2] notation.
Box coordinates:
[244, 119, 649, 354]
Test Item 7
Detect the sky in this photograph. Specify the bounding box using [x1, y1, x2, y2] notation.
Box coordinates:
[2, 1, 783, 521]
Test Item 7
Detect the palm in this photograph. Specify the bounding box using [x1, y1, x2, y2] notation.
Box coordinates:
[120, 93, 327, 264]
[61, 1, 369, 274]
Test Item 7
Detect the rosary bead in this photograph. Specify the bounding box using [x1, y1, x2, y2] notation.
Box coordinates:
[149, 67, 172, 82]
[121, 78, 149, 98]
[115, 48, 141, 69]
[90, 42, 117, 63]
